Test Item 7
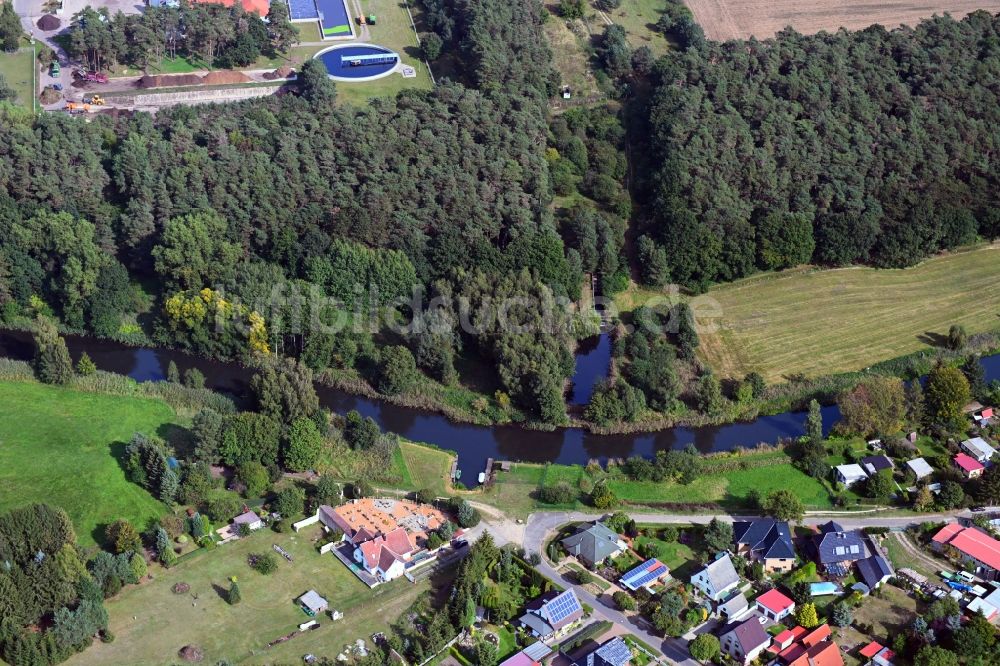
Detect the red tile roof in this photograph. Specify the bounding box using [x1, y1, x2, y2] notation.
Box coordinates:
[859, 642, 884, 659]
[802, 624, 832, 647]
[757, 588, 796, 614]
[934, 525, 1000, 571]
[954, 453, 985, 473]
[982, 408, 994, 419]
[190, 0, 270, 16]
[804, 641, 844, 666]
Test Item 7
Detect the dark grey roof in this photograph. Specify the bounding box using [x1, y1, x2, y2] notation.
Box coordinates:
[818, 521, 844, 534]
[813, 529, 869, 565]
[856, 554, 893, 589]
[720, 616, 770, 653]
[586, 637, 632, 666]
[561, 521, 623, 564]
[862, 455, 894, 473]
[519, 612, 554, 637]
[733, 519, 796, 560]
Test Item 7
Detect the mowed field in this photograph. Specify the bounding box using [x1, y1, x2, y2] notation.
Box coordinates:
[695, 243, 1000, 382]
[0, 381, 174, 546]
[684, 0, 1000, 41]
[69, 526, 430, 666]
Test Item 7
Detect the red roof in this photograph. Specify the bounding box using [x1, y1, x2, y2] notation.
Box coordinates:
[859, 642, 884, 659]
[190, 0, 270, 16]
[803, 641, 844, 666]
[982, 408, 994, 419]
[773, 629, 797, 646]
[933, 523, 964, 544]
[955, 453, 985, 473]
[757, 588, 796, 613]
[802, 624, 832, 647]
[935, 525, 1000, 571]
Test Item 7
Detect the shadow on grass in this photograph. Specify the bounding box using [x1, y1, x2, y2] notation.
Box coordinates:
[211, 582, 230, 602]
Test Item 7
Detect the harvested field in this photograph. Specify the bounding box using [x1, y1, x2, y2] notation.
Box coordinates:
[694, 243, 1000, 382]
[684, 0, 1000, 41]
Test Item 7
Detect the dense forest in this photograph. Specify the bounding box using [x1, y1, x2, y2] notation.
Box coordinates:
[0, 0, 588, 423]
[640, 12, 1000, 290]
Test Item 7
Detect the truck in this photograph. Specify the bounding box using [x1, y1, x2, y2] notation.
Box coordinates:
[75, 70, 109, 84]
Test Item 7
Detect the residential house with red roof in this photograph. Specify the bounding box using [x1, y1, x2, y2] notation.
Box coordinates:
[933, 524, 1000, 581]
[770, 624, 842, 666]
[756, 588, 796, 622]
[953, 453, 985, 479]
[859, 642, 894, 666]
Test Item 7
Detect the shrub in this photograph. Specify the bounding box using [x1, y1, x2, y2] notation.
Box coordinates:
[613, 590, 636, 611]
[537, 482, 577, 504]
[249, 552, 278, 575]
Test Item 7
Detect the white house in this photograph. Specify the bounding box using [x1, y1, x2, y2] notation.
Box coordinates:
[719, 617, 771, 665]
[690, 554, 740, 602]
[961, 437, 998, 464]
[232, 510, 264, 531]
[835, 464, 869, 487]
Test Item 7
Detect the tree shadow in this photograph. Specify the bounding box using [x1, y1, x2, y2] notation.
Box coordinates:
[917, 331, 949, 348]
[158, 423, 194, 458]
[403, 45, 423, 60]
[91, 521, 112, 550]
[211, 582, 230, 602]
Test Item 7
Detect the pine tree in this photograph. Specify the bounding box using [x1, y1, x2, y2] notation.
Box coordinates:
[166, 360, 180, 383]
[806, 399, 823, 445]
[32, 316, 74, 385]
[76, 352, 97, 376]
[227, 579, 241, 605]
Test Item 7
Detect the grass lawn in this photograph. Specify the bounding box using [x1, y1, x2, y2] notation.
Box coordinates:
[833, 584, 919, 657]
[633, 528, 696, 576]
[608, 461, 832, 510]
[0, 381, 176, 547]
[68, 526, 432, 665]
[397, 440, 454, 497]
[883, 533, 939, 579]
[695, 243, 1000, 381]
[0, 46, 36, 110]
[598, 0, 673, 55]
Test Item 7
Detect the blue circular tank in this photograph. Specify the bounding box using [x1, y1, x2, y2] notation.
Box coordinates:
[315, 44, 399, 81]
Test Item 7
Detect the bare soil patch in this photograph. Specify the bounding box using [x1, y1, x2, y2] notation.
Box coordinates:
[684, 0, 1000, 41]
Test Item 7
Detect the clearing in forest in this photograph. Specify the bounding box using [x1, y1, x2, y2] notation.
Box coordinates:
[684, 0, 1000, 42]
[694, 243, 1000, 382]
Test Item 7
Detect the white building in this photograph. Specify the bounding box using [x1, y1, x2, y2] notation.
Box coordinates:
[835, 464, 869, 487]
[962, 437, 998, 464]
[690, 554, 740, 602]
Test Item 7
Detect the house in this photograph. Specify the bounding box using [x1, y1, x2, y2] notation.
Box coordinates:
[690, 553, 741, 601]
[954, 453, 985, 480]
[835, 464, 868, 487]
[232, 510, 264, 532]
[561, 521, 627, 567]
[856, 554, 894, 590]
[811, 523, 869, 575]
[718, 616, 772, 664]
[582, 637, 632, 666]
[755, 588, 796, 622]
[500, 642, 552, 666]
[733, 518, 796, 573]
[962, 437, 998, 464]
[619, 558, 670, 592]
[965, 596, 999, 622]
[718, 592, 751, 621]
[932, 524, 1000, 581]
[861, 455, 894, 476]
[297, 590, 328, 615]
[905, 457, 934, 481]
[518, 589, 584, 639]
[859, 642, 895, 666]
[310, 498, 446, 583]
[770, 625, 841, 666]
[975, 408, 994, 427]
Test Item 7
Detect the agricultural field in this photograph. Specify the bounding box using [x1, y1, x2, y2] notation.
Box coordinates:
[0, 46, 36, 110]
[695, 243, 1000, 382]
[68, 527, 433, 666]
[684, 0, 1000, 42]
[0, 381, 175, 547]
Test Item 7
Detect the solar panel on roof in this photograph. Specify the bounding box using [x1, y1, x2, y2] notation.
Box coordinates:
[850, 545, 860, 554]
[545, 590, 582, 623]
[835, 546, 845, 555]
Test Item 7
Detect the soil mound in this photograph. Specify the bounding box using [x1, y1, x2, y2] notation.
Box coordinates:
[202, 70, 250, 85]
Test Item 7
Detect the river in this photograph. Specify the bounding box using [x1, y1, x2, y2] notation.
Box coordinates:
[1, 330, 997, 485]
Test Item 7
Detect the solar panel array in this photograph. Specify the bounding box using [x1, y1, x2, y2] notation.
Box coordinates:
[621, 559, 669, 590]
[544, 590, 582, 624]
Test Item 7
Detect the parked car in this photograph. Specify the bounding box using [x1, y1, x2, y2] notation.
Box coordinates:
[971, 506, 987, 512]
[49, 61, 60, 77]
